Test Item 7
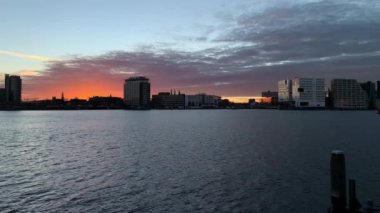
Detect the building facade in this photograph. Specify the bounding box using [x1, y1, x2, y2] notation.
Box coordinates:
[278, 80, 293, 103]
[124, 76, 150, 109]
[0, 88, 6, 103]
[360, 81, 376, 109]
[377, 81, 380, 109]
[331, 79, 368, 109]
[185, 93, 220, 108]
[4, 74, 22, 103]
[292, 78, 325, 108]
[151, 92, 185, 109]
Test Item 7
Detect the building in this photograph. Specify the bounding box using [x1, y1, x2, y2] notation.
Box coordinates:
[88, 96, 124, 108]
[151, 91, 185, 109]
[124, 76, 150, 109]
[4, 74, 22, 103]
[185, 93, 220, 108]
[262, 91, 278, 98]
[331, 79, 368, 109]
[292, 78, 325, 108]
[377, 81, 380, 109]
[0, 88, 6, 103]
[360, 81, 376, 109]
[248, 99, 256, 108]
[261, 90, 278, 105]
[278, 80, 293, 103]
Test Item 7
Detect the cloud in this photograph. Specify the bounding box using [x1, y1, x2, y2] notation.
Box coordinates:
[14, 69, 42, 76]
[0, 50, 61, 61]
[23, 0, 380, 100]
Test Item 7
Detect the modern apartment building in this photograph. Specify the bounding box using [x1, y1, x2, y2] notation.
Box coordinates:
[278, 80, 293, 103]
[124, 76, 150, 109]
[3, 74, 22, 103]
[331, 79, 368, 109]
[292, 78, 325, 108]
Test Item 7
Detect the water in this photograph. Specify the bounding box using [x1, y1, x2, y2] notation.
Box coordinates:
[0, 110, 379, 212]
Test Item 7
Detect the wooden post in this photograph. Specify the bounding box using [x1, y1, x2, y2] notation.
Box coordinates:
[330, 150, 347, 213]
[367, 201, 374, 213]
[348, 179, 361, 212]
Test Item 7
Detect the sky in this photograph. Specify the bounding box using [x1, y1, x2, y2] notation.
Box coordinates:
[1, 0, 380, 101]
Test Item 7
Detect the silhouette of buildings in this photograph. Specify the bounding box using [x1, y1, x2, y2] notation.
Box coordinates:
[377, 81, 380, 109]
[262, 91, 278, 98]
[0, 88, 5, 102]
[360, 81, 376, 109]
[331, 79, 368, 109]
[67, 98, 87, 107]
[0, 71, 378, 111]
[88, 96, 124, 108]
[292, 78, 325, 108]
[51, 92, 65, 105]
[151, 90, 185, 109]
[124, 76, 150, 109]
[248, 99, 256, 108]
[219, 99, 232, 109]
[261, 90, 278, 105]
[1, 74, 22, 103]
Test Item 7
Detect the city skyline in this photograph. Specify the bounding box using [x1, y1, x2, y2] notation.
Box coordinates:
[1, 0, 380, 101]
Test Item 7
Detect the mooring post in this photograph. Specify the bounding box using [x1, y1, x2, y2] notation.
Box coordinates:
[330, 150, 347, 213]
[348, 179, 361, 212]
[367, 201, 374, 213]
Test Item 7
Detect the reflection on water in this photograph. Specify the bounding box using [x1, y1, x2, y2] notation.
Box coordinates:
[0, 110, 379, 212]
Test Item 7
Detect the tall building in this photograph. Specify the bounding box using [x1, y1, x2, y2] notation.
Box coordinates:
[377, 81, 380, 109]
[331, 79, 368, 109]
[0, 88, 6, 103]
[360, 81, 376, 109]
[124, 76, 150, 109]
[278, 80, 293, 102]
[4, 74, 22, 103]
[292, 78, 325, 108]
[5, 74, 10, 102]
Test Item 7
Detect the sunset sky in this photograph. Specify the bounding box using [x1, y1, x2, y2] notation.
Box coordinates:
[1, 0, 380, 101]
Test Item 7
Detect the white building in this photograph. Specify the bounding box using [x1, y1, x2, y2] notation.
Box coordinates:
[185, 93, 220, 108]
[292, 78, 325, 108]
[278, 80, 293, 102]
[124, 76, 150, 108]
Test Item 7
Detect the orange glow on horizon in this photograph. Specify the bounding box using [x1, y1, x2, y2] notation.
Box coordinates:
[222, 96, 261, 103]
[29, 88, 122, 101]
[23, 81, 124, 101]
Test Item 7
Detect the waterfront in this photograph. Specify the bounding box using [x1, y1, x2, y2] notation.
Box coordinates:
[0, 110, 379, 212]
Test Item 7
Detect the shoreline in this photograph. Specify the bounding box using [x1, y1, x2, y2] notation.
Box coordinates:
[0, 107, 377, 111]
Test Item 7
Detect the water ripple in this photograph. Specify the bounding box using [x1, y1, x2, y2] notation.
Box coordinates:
[0, 110, 379, 212]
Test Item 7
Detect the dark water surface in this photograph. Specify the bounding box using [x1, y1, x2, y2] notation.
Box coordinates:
[0, 110, 379, 212]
